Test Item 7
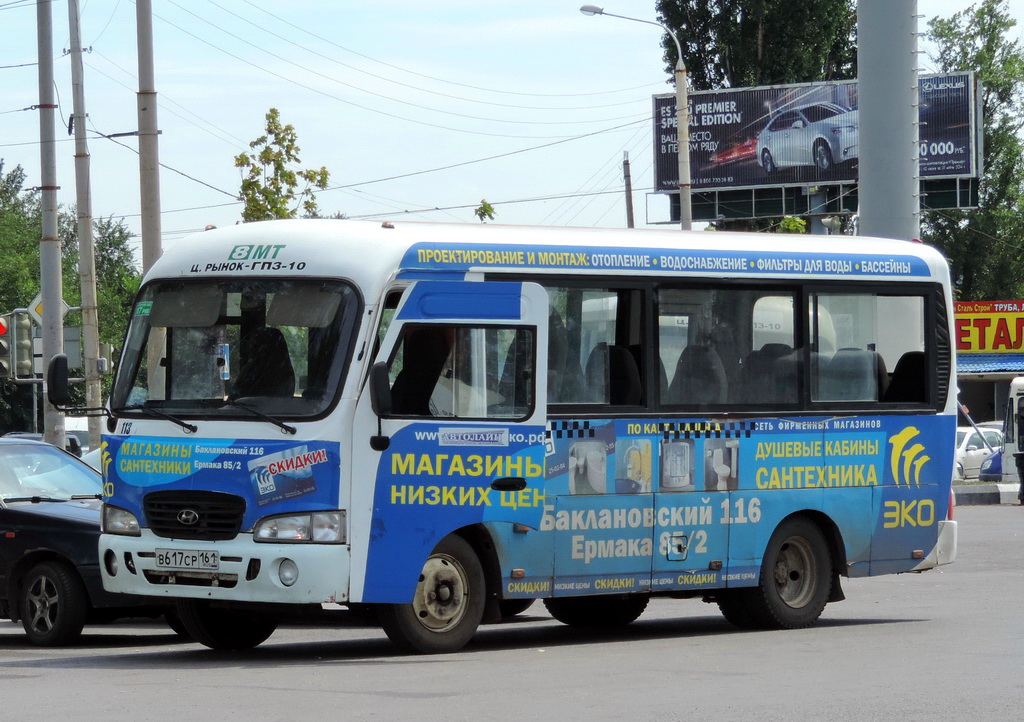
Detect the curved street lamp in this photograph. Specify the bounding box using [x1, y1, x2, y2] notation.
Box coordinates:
[580, 5, 691, 230]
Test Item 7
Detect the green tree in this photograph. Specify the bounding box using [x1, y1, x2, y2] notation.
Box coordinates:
[777, 216, 807, 233]
[235, 108, 331, 222]
[922, 0, 1024, 300]
[0, 160, 141, 430]
[655, 0, 857, 91]
[473, 200, 495, 222]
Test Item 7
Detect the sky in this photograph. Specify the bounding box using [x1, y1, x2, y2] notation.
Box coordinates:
[1, 0, 1022, 264]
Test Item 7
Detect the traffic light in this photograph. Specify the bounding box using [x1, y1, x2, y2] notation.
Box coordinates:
[13, 312, 32, 379]
[0, 314, 11, 379]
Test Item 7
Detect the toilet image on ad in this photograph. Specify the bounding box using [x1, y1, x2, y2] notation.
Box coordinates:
[569, 440, 607, 495]
[706, 438, 739, 491]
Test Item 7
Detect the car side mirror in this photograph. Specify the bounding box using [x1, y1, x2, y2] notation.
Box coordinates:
[792, 120, 805, 129]
[47, 354, 71, 408]
[369, 361, 393, 417]
[369, 361, 392, 452]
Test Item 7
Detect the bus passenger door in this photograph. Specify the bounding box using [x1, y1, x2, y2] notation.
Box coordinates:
[353, 280, 549, 602]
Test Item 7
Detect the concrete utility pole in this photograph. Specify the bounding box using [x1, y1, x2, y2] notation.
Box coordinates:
[68, 0, 103, 449]
[136, 0, 162, 273]
[623, 151, 635, 228]
[857, 0, 921, 240]
[36, 0, 65, 450]
[579, 5, 691, 230]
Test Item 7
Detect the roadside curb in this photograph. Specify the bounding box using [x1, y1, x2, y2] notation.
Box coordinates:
[953, 483, 1021, 506]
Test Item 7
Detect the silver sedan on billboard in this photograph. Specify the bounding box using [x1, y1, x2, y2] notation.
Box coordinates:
[756, 103, 858, 174]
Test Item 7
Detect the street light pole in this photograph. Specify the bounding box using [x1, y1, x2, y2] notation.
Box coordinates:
[580, 5, 691, 230]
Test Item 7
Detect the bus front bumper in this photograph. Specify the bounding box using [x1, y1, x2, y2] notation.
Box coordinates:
[100, 531, 350, 604]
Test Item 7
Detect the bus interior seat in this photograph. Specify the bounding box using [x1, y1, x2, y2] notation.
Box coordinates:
[584, 342, 642, 405]
[548, 311, 582, 403]
[584, 342, 608, 402]
[811, 351, 830, 398]
[497, 332, 533, 413]
[609, 345, 642, 405]
[667, 344, 727, 405]
[820, 348, 886, 401]
[883, 351, 926, 403]
[743, 343, 798, 404]
[232, 327, 296, 398]
[390, 327, 451, 415]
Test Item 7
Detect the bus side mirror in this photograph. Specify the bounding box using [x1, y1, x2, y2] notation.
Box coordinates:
[47, 354, 70, 408]
[369, 361, 393, 417]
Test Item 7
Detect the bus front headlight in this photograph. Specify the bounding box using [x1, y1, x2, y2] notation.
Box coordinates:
[102, 504, 141, 536]
[253, 511, 346, 543]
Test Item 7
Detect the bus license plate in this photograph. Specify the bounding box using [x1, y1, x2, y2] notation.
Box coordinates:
[156, 548, 219, 570]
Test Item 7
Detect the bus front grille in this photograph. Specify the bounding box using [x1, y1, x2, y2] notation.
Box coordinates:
[144, 490, 246, 540]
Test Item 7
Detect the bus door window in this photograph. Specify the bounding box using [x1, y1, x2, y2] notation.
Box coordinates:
[387, 325, 534, 420]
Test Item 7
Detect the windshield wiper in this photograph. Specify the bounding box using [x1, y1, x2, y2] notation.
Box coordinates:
[113, 404, 198, 433]
[2, 495, 99, 504]
[222, 400, 297, 435]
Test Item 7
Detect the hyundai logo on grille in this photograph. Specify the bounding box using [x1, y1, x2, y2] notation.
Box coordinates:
[177, 509, 200, 526]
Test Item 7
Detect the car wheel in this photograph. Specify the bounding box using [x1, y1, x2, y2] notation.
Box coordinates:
[814, 141, 833, 171]
[761, 149, 776, 174]
[20, 560, 89, 646]
[163, 608, 192, 638]
[377, 534, 485, 654]
[175, 599, 278, 650]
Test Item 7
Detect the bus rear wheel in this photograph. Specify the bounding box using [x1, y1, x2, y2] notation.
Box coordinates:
[175, 599, 278, 650]
[717, 516, 831, 629]
[378, 535, 485, 654]
[543, 594, 648, 627]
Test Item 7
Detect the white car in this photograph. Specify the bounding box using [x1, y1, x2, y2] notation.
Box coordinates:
[756, 102, 858, 174]
[954, 424, 1003, 481]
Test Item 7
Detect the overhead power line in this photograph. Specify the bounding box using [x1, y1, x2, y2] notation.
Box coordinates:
[159, 0, 646, 130]
[240, 0, 664, 99]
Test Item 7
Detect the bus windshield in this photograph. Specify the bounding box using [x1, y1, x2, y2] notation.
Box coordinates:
[111, 278, 360, 418]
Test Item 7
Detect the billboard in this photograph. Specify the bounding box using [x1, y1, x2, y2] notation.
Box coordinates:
[954, 300, 1024, 354]
[654, 72, 979, 194]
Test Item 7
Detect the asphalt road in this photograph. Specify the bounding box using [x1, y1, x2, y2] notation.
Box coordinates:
[1, 504, 1021, 720]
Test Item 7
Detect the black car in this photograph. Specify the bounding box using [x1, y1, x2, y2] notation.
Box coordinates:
[0, 438, 176, 645]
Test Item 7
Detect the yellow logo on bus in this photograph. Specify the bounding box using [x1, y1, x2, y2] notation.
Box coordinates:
[888, 426, 929, 487]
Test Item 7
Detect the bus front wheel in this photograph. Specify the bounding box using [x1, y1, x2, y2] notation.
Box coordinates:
[717, 516, 832, 629]
[175, 599, 278, 650]
[378, 535, 485, 654]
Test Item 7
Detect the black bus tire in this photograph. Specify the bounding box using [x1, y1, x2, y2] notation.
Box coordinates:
[378, 534, 485, 654]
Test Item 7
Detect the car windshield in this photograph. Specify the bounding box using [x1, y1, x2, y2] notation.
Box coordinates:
[956, 430, 967, 446]
[0, 444, 100, 500]
[110, 278, 360, 419]
[802, 104, 846, 123]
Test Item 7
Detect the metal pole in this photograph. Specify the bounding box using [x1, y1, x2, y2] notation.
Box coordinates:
[578, 7, 691, 230]
[36, 0, 65, 450]
[68, 0, 103, 448]
[623, 151, 635, 228]
[136, 0, 162, 273]
[674, 57, 692, 231]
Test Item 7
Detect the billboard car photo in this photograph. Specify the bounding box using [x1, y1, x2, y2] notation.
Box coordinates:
[653, 72, 978, 194]
[756, 102, 858, 174]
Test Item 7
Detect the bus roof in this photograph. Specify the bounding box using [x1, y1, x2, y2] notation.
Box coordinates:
[150, 219, 951, 300]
